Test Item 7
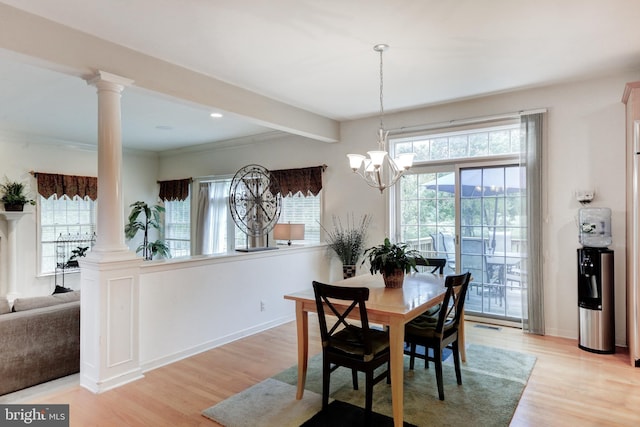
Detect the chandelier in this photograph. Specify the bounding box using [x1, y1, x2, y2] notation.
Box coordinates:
[347, 44, 415, 193]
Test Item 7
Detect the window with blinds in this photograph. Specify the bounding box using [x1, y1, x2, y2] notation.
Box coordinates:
[39, 195, 96, 274]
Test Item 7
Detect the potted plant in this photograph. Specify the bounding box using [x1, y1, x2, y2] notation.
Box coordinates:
[0, 179, 35, 211]
[321, 214, 371, 278]
[124, 201, 171, 260]
[362, 238, 425, 288]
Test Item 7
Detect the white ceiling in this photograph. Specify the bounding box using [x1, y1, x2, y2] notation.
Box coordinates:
[1, 0, 640, 152]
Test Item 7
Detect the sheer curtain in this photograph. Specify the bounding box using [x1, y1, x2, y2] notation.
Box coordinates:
[194, 181, 229, 255]
[520, 112, 545, 334]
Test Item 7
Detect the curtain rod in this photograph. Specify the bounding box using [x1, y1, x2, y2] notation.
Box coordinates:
[388, 108, 547, 135]
[194, 165, 328, 184]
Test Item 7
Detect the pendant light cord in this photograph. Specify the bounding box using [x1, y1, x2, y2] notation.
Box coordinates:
[379, 47, 384, 130]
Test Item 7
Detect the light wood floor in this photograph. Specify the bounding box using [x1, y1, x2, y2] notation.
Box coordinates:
[7, 318, 640, 427]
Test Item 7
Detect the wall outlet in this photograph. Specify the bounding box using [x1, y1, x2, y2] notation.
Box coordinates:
[576, 190, 594, 203]
[260, 301, 266, 312]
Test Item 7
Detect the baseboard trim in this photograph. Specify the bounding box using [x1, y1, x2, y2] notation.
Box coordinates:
[140, 314, 295, 373]
[80, 368, 144, 394]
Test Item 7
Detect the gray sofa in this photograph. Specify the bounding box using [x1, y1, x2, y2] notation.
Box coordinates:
[0, 291, 80, 396]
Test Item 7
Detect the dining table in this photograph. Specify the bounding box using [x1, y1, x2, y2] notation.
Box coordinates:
[284, 271, 463, 427]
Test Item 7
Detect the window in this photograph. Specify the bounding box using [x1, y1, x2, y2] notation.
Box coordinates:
[40, 195, 96, 274]
[392, 122, 527, 323]
[394, 124, 521, 162]
[277, 192, 321, 244]
[164, 195, 191, 257]
[193, 167, 323, 253]
[195, 178, 321, 253]
[270, 166, 323, 244]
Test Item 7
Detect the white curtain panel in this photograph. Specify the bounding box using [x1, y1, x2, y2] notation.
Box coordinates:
[194, 181, 230, 255]
[520, 112, 545, 335]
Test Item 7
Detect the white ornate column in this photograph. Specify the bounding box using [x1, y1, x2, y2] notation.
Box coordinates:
[80, 71, 144, 393]
[89, 71, 131, 255]
[0, 211, 30, 301]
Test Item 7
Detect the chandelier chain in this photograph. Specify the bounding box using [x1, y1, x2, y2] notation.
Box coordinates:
[379, 47, 384, 130]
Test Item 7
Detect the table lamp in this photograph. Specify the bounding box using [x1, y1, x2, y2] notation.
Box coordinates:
[274, 222, 305, 246]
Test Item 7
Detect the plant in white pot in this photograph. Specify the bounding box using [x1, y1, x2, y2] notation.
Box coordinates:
[0, 179, 35, 211]
[362, 238, 424, 288]
[321, 214, 371, 279]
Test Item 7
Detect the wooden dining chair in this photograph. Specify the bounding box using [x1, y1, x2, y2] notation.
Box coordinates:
[312, 281, 390, 425]
[412, 257, 447, 319]
[404, 271, 471, 400]
[415, 257, 447, 274]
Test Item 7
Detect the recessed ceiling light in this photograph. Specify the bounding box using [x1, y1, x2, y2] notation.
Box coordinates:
[210, 112, 223, 118]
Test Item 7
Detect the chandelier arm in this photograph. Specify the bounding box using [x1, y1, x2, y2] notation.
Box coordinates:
[351, 168, 385, 190]
[351, 168, 374, 184]
[375, 169, 384, 193]
[386, 170, 407, 189]
[387, 157, 401, 175]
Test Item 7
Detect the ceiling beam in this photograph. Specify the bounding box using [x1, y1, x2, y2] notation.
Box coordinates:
[0, 3, 339, 143]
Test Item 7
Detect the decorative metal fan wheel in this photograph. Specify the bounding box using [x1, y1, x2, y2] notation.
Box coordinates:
[229, 164, 281, 240]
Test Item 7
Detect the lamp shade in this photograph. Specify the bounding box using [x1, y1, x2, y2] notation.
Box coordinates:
[274, 223, 305, 244]
[395, 152, 416, 169]
[347, 154, 366, 170]
[367, 150, 387, 167]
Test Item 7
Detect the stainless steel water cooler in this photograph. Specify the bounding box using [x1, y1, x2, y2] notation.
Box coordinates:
[577, 247, 615, 353]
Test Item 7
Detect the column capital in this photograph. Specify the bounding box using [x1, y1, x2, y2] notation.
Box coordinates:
[87, 70, 134, 90]
[0, 211, 32, 222]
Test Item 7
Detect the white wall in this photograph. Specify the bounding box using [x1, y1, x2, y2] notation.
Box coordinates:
[0, 137, 159, 297]
[160, 70, 638, 346]
[138, 245, 330, 371]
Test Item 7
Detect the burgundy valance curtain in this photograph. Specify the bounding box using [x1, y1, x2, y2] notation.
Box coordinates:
[270, 165, 325, 197]
[35, 172, 98, 201]
[158, 178, 192, 201]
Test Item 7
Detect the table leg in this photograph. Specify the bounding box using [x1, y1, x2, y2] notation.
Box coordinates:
[388, 319, 404, 427]
[295, 301, 309, 400]
[460, 310, 466, 362]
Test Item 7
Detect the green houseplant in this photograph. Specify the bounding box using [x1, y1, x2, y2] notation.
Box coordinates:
[362, 238, 425, 288]
[124, 201, 171, 260]
[321, 214, 371, 278]
[0, 179, 35, 211]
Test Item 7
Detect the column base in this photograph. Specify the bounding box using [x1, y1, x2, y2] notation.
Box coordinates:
[80, 254, 144, 394]
[80, 367, 144, 394]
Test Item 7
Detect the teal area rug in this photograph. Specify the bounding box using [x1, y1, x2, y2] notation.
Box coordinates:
[202, 344, 536, 427]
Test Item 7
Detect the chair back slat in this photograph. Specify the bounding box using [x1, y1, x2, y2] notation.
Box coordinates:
[312, 281, 373, 355]
[435, 272, 471, 335]
[415, 257, 447, 274]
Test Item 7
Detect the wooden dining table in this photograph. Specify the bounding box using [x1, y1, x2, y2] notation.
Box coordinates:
[284, 272, 463, 427]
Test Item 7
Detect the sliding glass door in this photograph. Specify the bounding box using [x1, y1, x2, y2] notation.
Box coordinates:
[397, 162, 527, 322]
[458, 164, 526, 321]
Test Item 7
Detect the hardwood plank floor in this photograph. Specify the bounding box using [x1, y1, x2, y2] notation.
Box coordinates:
[5, 318, 640, 426]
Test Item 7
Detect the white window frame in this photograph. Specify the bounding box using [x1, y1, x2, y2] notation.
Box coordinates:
[38, 195, 97, 276]
[164, 195, 191, 258]
[276, 191, 322, 245]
